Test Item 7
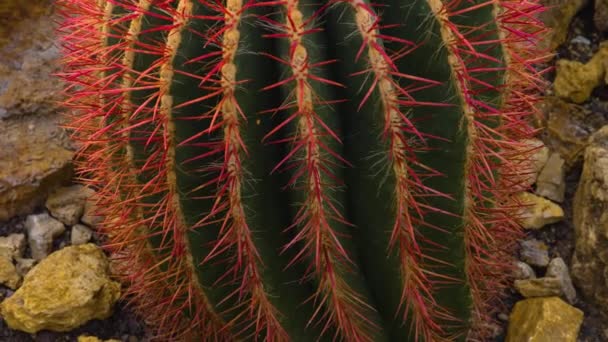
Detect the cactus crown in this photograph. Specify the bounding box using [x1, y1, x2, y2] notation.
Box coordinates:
[57, 0, 548, 341]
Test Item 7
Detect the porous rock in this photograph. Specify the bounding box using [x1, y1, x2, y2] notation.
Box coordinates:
[554, 44, 608, 104]
[24, 212, 65, 260]
[0, 255, 20, 289]
[516, 192, 564, 230]
[0, 244, 121, 333]
[506, 297, 583, 342]
[571, 126, 608, 315]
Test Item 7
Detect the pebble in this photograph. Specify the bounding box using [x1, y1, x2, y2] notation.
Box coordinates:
[535, 152, 566, 203]
[506, 297, 583, 341]
[45, 185, 89, 226]
[15, 258, 36, 277]
[520, 239, 550, 267]
[71, 224, 93, 245]
[514, 261, 537, 280]
[516, 192, 564, 230]
[547, 257, 577, 304]
[24, 212, 66, 260]
[515, 277, 562, 298]
[0, 255, 21, 289]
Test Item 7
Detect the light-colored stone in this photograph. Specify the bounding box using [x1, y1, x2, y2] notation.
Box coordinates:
[571, 126, 608, 316]
[506, 297, 583, 342]
[514, 261, 537, 280]
[0, 244, 121, 333]
[535, 153, 566, 203]
[0, 233, 26, 259]
[45, 185, 94, 226]
[71, 224, 93, 245]
[0, 255, 20, 289]
[515, 278, 562, 298]
[520, 239, 550, 267]
[516, 192, 564, 229]
[553, 45, 608, 103]
[539, 0, 588, 51]
[15, 258, 36, 277]
[546, 257, 576, 304]
[24, 212, 65, 260]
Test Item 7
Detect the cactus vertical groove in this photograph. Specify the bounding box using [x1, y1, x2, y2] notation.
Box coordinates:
[57, 0, 548, 340]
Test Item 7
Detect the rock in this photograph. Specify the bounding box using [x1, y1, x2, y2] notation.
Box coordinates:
[0, 4, 64, 119]
[546, 257, 577, 304]
[14, 258, 36, 277]
[539, 0, 588, 51]
[506, 297, 583, 342]
[81, 190, 102, 229]
[0, 114, 74, 221]
[71, 224, 93, 245]
[0, 233, 26, 259]
[520, 239, 550, 267]
[77, 336, 121, 342]
[553, 57, 604, 104]
[516, 192, 564, 229]
[515, 278, 562, 298]
[542, 97, 605, 167]
[571, 126, 608, 315]
[0, 244, 121, 333]
[514, 261, 537, 280]
[595, 0, 608, 32]
[24, 212, 66, 260]
[516, 139, 550, 187]
[45, 185, 92, 225]
[0, 255, 20, 289]
[535, 152, 566, 202]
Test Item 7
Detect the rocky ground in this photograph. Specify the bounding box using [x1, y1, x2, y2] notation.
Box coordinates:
[1, 1, 608, 342]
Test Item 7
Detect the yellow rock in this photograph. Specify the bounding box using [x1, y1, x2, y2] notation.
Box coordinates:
[506, 297, 583, 342]
[516, 192, 564, 229]
[554, 44, 608, 104]
[78, 336, 121, 342]
[0, 244, 121, 333]
[0, 255, 20, 289]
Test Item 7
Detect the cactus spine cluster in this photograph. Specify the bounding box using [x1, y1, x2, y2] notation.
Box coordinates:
[57, 0, 548, 340]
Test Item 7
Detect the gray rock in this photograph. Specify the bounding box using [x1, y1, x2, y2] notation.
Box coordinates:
[571, 126, 608, 316]
[535, 152, 566, 203]
[520, 239, 550, 267]
[514, 261, 537, 280]
[45, 185, 90, 226]
[24, 213, 65, 260]
[515, 278, 563, 298]
[547, 257, 577, 304]
[0, 233, 26, 260]
[71, 224, 92, 245]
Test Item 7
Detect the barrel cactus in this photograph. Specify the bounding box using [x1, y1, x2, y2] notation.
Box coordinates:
[57, 0, 548, 340]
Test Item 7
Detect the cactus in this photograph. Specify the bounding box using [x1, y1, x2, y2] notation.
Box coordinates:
[57, 0, 548, 340]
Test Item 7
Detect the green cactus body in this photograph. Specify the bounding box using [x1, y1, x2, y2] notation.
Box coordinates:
[58, 0, 548, 340]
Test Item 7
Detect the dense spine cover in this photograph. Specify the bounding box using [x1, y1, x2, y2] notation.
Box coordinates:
[57, 0, 548, 340]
